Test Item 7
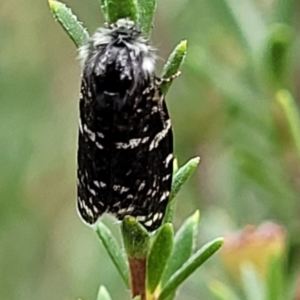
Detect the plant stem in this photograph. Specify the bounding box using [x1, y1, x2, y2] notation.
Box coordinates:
[129, 257, 147, 300]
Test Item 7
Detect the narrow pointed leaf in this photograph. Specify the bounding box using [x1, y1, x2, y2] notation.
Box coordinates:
[266, 24, 292, 84]
[161, 40, 187, 95]
[97, 285, 112, 300]
[266, 255, 285, 300]
[277, 90, 300, 160]
[221, 0, 267, 56]
[162, 211, 200, 287]
[163, 157, 200, 224]
[170, 157, 200, 201]
[163, 199, 177, 226]
[173, 158, 178, 173]
[163, 292, 176, 300]
[121, 216, 150, 259]
[48, 0, 89, 48]
[147, 223, 174, 293]
[106, 0, 138, 23]
[209, 281, 241, 300]
[158, 238, 224, 300]
[96, 222, 129, 287]
[136, 0, 157, 36]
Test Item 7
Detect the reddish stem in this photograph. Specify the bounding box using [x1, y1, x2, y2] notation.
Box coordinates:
[128, 257, 146, 300]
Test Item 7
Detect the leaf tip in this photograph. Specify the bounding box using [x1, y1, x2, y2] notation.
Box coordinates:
[179, 40, 188, 52]
[48, 0, 58, 11]
[190, 156, 201, 167]
[215, 237, 225, 248]
[97, 285, 112, 300]
[192, 210, 200, 223]
[163, 222, 174, 231]
[48, 0, 54, 8]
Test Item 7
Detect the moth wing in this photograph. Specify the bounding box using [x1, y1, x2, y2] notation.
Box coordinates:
[110, 84, 173, 231]
[77, 75, 112, 225]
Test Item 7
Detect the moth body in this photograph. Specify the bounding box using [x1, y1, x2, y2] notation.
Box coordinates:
[77, 19, 173, 231]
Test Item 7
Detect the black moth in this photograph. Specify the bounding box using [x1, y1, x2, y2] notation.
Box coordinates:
[77, 19, 173, 231]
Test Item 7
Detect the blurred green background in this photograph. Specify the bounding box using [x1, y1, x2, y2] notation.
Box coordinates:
[1, 0, 300, 299]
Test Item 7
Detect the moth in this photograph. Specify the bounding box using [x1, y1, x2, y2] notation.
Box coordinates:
[77, 19, 173, 231]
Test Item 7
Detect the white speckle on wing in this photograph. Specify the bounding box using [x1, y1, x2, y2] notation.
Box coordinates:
[79, 118, 83, 133]
[81, 200, 94, 218]
[138, 181, 146, 191]
[151, 106, 158, 114]
[144, 220, 153, 227]
[118, 208, 127, 215]
[162, 174, 171, 181]
[113, 185, 129, 193]
[149, 120, 171, 150]
[88, 187, 96, 196]
[113, 201, 121, 207]
[153, 213, 163, 222]
[97, 132, 104, 138]
[100, 181, 107, 187]
[165, 154, 173, 166]
[153, 176, 157, 187]
[160, 191, 170, 202]
[83, 124, 96, 141]
[142, 137, 149, 144]
[93, 205, 99, 213]
[95, 142, 104, 149]
[121, 186, 129, 193]
[115, 138, 142, 149]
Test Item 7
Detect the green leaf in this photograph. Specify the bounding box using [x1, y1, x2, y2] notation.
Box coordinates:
[241, 264, 264, 300]
[163, 199, 177, 226]
[173, 158, 179, 173]
[48, 0, 89, 48]
[276, 90, 300, 161]
[274, 0, 296, 24]
[162, 293, 176, 300]
[106, 0, 138, 23]
[121, 216, 150, 259]
[161, 40, 187, 95]
[161, 211, 200, 287]
[158, 238, 224, 300]
[170, 157, 200, 201]
[209, 281, 241, 300]
[96, 222, 129, 287]
[221, 0, 267, 57]
[266, 255, 285, 300]
[136, 0, 157, 36]
[147, 223, 174, 293]
[163, 157, 200, 224]
[266, 24, 292, 85]
[97, 285, 112, 300]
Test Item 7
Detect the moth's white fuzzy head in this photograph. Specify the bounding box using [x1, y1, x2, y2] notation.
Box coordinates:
[79, 19, 156, 81]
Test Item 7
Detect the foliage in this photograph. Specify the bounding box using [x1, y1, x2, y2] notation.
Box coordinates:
[2, 0, 300, 299]
[48, 1, 223, 299]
